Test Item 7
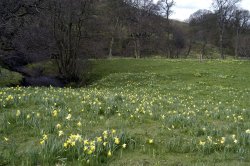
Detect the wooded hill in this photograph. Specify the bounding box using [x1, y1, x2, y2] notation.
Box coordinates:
[0, 0, 249, 82]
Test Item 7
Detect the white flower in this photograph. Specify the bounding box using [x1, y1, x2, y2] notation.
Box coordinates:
[56, 124, 61, 129]
[122, 143, 127, 148]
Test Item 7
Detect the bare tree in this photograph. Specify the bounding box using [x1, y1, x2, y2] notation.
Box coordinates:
[189, 9, 216, 60]
[0, 0, 44, 23]
[157, 0, 175, 57]
[0, 0, 45, 53]
[238, 35, 250, 58]
[232, 9, 250, 58]
[48, 0, 93, 81]
[105, 0, 126, 58]
[212, 0, 241, 59]
[125, 0, 157, 58]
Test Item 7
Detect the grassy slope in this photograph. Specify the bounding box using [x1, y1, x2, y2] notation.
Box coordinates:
[1, 59, 250, 165]
[0, 68, 23, 87]
[90, 59, 250, 89]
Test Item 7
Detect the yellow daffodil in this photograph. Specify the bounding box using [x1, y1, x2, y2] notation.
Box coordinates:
[220, 137, 225, 144]
[52, 110, 58, 117]
[77, 121, 82, 127]
[199, 140, 206, 146]
[87, 149, 93, 155]
[26, 114, 31, 119]
[207, 136, 213, 142]
[114, 137, 120, 144]
[4, 137, 9, 142]
[97, 137, 102, 142]
[149, 139, 154, 144]
[107, 150, 112, 157]
[84, 140, 89, 145]
[40, 140, 45, 145]
[43, 134, 48, 140]
[90, 145, 95, 152]
[161, 115, 165, 119]
[64, 142, 68, 148]
[71, 141, 76, 146]
[103, 130, 108, 139]
[103, 142, 107, 146]
[16, 110, 21, 117]
[66, 114, 72, 120]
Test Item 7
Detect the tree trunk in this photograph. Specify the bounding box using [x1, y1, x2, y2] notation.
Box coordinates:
[134, 38, 140, 59]
[235, 28, 239, 59]
[220, 23, 225, 59]
[67, 0, 74, 79]
[137, 39, 140, 59]
[219, 34, 224, 59]
[200, 40, 207, 62]
[186, 39, 193, 57]
[108, 37, 114, 59]
[108, 18, 119, 59]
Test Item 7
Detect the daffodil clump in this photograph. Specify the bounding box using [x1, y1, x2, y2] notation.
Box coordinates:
[197, 135, 241, 153]
[39, 129, 130, 163]
[40, 134, 48, 145]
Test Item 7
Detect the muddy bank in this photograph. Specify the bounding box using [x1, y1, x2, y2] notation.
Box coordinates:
[21, 76, 64, 87]
[14, 66, 65, 87]
[1, 54, 64, 87]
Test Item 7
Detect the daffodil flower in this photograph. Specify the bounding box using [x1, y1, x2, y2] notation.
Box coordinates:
[107, 150, 112, 157]
[149, 139, 154, 144]
[114, 137, 120, 144]
[122, 143, 127, 148]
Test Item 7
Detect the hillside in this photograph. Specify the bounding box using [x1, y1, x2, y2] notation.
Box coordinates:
[1, 0, 249, 85]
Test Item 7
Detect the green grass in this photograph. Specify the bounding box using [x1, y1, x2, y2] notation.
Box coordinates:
[0, 68, 23, 87]
[1, 59, 250, 165]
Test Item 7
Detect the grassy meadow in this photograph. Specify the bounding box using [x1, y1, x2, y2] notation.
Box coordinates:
[1, 59, 250, 165]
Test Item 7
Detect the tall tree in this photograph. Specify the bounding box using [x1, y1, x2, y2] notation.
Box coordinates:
[125, 0, 157, 58]
[232, 9, 250, 58]
[212, 0, 241, 59]
[157, 0, 175, 57]
[105, 0, 126, 58]
[189, 9, 216, 60]
[48, 0, 93, 81]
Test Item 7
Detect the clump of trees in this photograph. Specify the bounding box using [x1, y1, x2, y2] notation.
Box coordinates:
[0, 0, 250, 81]
[188, 0, 250, 60]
